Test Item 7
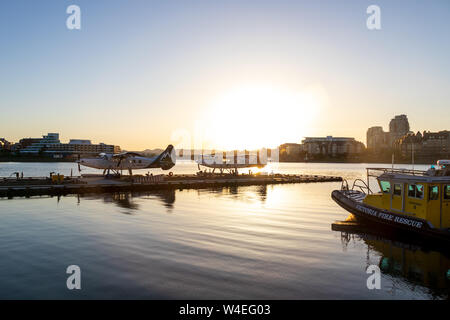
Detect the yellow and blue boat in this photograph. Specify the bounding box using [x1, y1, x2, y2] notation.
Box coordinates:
[332, 160, 450, 242]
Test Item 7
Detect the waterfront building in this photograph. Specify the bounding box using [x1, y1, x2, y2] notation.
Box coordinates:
[0, 138, 12, 151]
[395, 130, 450, 159]
[68, 139, 92, 145]
[278, 143, 303, 161]
[366, 126, 390, 150]
[301, 136, 365, 158]
[17, 138, 42, 150]
[389, 114, 410, 141]
[279, 143, 302, 156]
[18, 133, 121, 156]
[367, 114, 411, 151]
[49, 140, 121, 155]
[20, 133, 61, 153]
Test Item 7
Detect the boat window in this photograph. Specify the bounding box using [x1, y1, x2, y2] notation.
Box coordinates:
[393, 184, 402, 196]
[408, 184, 424, 199]
[416, 184, 424, 198]
[429, 186, 439, 200]
[408, 184, 415, 197]
[444, 185, 450, 200]
[380, 181, 391, 193]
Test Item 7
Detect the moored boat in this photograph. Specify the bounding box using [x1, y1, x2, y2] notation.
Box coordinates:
[331, 160, 450, 242]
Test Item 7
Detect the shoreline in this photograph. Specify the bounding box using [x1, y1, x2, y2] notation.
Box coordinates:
[0, 158, 74, 163]
[280, 159, 435, 165]
[0, 157, 435, 165]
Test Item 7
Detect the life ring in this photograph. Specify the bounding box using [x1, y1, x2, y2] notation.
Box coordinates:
[168, 172, 173, 177]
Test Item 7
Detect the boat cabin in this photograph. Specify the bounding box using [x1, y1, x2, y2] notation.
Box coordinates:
[363, 161, 450, 229]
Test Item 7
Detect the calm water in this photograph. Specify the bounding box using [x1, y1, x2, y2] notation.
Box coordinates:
[0, 162, 448, 299]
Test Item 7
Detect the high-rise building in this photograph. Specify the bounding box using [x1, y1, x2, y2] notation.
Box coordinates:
[367, 114, 411, 151]
[366, 126, 389, 150]
[388, 114, 410, 144]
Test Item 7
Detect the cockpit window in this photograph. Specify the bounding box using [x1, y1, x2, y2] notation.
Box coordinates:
[393, 184, 402, 196]
[444, 185, 450, 200]
[408, 184, 415, 197]
[416, 184, 424, 198]
[408, 184, 424, 199]
[429, 186, 439, 200]
[380, 181, 391, 193]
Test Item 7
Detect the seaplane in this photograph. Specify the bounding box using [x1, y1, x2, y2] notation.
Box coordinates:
[78, 145, 176, 176]
[196, 152, 267, 174]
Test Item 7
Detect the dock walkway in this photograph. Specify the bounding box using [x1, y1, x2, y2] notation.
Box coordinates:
[0, 174, 342, 198]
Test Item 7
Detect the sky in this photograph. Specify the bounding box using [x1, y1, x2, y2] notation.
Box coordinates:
[0, 0, 449, 150]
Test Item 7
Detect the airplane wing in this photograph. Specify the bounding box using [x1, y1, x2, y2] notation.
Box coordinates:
[111, 152, 142, 159]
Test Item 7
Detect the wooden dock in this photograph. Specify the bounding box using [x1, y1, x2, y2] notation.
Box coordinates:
[0, 173, 342, 198]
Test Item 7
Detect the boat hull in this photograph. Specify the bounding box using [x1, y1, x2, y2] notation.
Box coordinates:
[331, 190, 450, 243]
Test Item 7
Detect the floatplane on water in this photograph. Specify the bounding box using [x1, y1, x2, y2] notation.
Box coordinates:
[332, 160, 450, 243]
[77, 145, 176, 176]
[196, 153, 267, 174]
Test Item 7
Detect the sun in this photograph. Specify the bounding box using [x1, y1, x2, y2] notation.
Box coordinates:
[198, 84, 325, 150]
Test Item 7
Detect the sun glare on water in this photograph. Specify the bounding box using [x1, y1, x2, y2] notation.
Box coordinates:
[199, 85, 325, 150]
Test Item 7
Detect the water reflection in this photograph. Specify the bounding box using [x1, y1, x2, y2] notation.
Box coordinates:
[195, 185, 268, 203]
[77, 190, 177, 212]
[14, 184, 270, 214]
[144, 190, 176, 209]
[106, 193, 140, 211]
[335, 218, 450, 298]
[257, 185, 267, 201]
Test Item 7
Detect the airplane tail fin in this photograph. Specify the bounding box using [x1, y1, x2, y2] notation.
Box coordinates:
[156, 145, 176, 170]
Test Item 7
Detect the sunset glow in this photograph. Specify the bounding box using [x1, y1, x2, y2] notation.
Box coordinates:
[197, 85, 325, 150]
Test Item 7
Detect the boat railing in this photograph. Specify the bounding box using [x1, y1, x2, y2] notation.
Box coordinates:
[366, 167, 428, 177]
[340, 178, 372, 195]
[352, 179, 372, 194]
[340, 179, 349, 191]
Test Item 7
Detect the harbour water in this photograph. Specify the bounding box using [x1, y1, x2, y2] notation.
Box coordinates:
[0, 162, 448, 299]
